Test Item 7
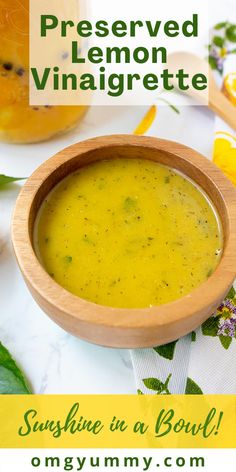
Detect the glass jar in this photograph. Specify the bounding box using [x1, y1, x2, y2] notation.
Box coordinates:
[0, 0, 87, 143]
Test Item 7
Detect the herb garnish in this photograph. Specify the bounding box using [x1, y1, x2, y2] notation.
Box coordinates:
[0, 174, 26, 187]
[0, 342, 31, 394]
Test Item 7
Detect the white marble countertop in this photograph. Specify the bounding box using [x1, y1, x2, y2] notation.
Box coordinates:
[0, 103, 215, 394]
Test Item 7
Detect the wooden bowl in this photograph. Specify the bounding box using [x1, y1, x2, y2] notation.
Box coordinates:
[12, 135, 236, 348]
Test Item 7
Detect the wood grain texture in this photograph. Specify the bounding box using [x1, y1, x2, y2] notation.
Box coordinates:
[209, 73, 236, 132]
[168, 52, 236, 132]
[11, 135, 236, 348]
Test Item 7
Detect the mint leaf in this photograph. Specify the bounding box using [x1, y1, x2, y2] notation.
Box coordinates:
[0, 342, 31, 394]
[191, 331, 196, 342]
[213, 36, 225, 48]
[219, 335, 232, 350]
[0, 174, 26, 187]
[226, 25, 236, 43]
[208, 56, 218, 70]
[202, 317, 219, 337]
[226, 286, 236, 300]
[214, 22, 227, 30]
[143, 378, 162, 391]
[143, 375, 172, 395]
[153, 340, 178, 360]
[185, 378, 203, 395]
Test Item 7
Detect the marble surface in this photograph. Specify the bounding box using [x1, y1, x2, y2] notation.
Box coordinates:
[0, 104, 215, 394]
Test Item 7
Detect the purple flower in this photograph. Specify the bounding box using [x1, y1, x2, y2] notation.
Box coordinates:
[218, 318, 236, 337]
[214, 299, 236, 338]
[210, 46, 219, 59]
[216, 57, 224, 71]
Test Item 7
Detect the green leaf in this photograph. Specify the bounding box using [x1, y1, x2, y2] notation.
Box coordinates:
[158, 97, 180, 114]
[143, 378, 162, 391]
[219, 335, 232, 350]
[202, 316, 219, 337]
[208, 56, 218, 70]
[167, 103, 180, 114]
[226, 286, 236, 300]
[229, 48, 236, 54]
[0, 342, 31, 394]
[214, 22, 227, 30]
[191, 331, 196, 342]
[213, 36, 225, 48]
[185, 378, 203, 395]
[153, 340, 178, 360]
[137, 389, 144, 395]
[0, 174, 26, 187]
[143, 375, 172, 395]
[163, 374, 172, 395]
[226, 25, 236, 43]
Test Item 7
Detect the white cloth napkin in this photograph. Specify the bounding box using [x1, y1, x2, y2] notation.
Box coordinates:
[131, 40, 236, 395]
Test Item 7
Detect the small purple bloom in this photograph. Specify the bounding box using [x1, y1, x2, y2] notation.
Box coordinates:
[218, 318, 236, 337]
[214, 299, 236, 338]
[217, 299, 236, 315]
[210, 46, 219, 59]
[216, 57, 224, 71]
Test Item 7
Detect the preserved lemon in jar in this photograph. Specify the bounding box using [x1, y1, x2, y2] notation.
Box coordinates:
[0, 0, 87, 143]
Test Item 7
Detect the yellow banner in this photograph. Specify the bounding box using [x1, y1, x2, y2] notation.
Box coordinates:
[0, 395, 235, 449]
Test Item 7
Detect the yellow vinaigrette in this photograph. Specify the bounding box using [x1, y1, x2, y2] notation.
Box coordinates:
[35, 159, 222, 308]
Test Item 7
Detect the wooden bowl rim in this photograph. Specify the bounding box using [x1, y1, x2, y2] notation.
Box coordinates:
[12, 134, 236, 331]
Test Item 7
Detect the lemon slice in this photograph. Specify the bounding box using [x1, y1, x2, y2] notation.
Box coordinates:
[223, 73, 236, 106]
[134, 105, 157, 135]
[213, 131, 236, 186]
